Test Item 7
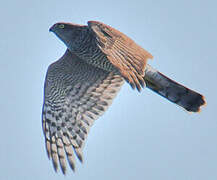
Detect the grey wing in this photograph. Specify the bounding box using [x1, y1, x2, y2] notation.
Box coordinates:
[42, 50, 124, 174]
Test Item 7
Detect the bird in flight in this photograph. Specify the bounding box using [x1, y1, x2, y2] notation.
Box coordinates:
[42, 21, 206, 174]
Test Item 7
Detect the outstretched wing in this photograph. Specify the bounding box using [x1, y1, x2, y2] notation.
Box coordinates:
[42, 50, 124, 174]
[88, 21, 153, 91]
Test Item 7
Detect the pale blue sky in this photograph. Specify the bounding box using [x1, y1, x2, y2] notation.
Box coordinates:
[0, 0, 216, 179]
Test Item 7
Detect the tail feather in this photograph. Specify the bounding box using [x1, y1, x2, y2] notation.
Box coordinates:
[144, 65, 206, 112]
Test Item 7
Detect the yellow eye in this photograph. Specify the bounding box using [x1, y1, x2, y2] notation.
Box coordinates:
[58, 24, 65, 29]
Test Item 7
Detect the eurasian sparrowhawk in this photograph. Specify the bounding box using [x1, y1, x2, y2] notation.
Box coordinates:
[42, 21, 206, 174]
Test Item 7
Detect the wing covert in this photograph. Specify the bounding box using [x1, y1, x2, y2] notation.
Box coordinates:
[88, 21, 153, 91]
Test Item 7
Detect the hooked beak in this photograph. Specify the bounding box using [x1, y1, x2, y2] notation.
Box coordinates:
[49, 24, 56, 32]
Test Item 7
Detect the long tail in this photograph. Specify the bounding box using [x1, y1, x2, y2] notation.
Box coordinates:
[144, 65, 206, 112]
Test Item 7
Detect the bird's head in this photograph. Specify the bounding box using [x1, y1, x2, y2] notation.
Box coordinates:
[49, 22, 88, 51]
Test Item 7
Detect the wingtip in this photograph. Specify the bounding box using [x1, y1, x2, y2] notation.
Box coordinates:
[69, 163, 76, 172]
[59, 160, 67, 175]
[75, 148, 84, 163]
[61, 168, 67, 175]
[53, 163, 58, 173]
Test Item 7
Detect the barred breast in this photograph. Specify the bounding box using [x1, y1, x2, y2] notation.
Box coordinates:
[72, 29, 117, 72]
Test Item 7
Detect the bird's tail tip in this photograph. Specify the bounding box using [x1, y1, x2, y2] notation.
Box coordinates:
[196, 95, 206, 113]
[144, 67, 206, 113]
